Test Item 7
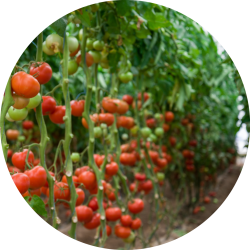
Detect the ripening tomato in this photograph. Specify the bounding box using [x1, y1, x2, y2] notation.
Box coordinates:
[78, 171, 96, 190]
[102, 97, 117, 113]
[76, 205, 93, 223]
[112, 99, 129, 115]
[70, 100, 85, 117]
[12, 173, 30, 194]
[181, 118, 189, 126]
[165, 111, 174, 122]
[131, 218, 142, 230]
[122, 95, 133, 105]
[40, 96, 56, 115]
[22, 120, 34, 130]
[68, 36, 79, 53]
[98, 113, 114, 126]
[70, 43, 80, 57]
[163, 123, 170, 132]
[76, 53, 94, 67]
[105, 207, 122, 221]
[49, 106, 66, 124]
[105, 162, 119, 176]
[84, 213, 101, 230]
[24, 166, 47, 189]
[11, 71, 40, 98]
[6, 129, 19, 140]
[30, 62, 52, 85]
[120, 153, 137, 166]
[12, 93, 30, 109]
[12, 149, 35, 171]
[128, 199, 144, 214]
[115, 224, 131, 239]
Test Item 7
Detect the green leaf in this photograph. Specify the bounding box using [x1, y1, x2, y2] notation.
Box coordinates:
[108, 53, 120, 73]
[75, 9, 91, 27]
[136, 25, 150, 39]
[144, 11, 169, 30]
[173, 229, 187, 237]
[50, 16, 67, 37]
[26, 195, 48, 218]
[115, 0, 131, 16]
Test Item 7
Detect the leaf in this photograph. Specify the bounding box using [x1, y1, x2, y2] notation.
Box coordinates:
[75, 9, 91, 27]
[136, 25, 151, 39]
[144, 11, 169, 30]
[50, 16, 67, 37]
[108, 53, 120, 73]
[26, 195, 48, 218]
[173, 229, 187, 237]
[115, 0, 131, 16]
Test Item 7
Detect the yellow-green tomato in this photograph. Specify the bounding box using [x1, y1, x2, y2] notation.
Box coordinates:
[8, 107, 28, 121]
[71, 153, 80, 163]
[26, 93, 41, 109]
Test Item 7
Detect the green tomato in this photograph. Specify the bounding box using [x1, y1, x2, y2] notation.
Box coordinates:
[100, 123, 107, 129]
[155, 127, 164, 137]
[79, 29, 83, 41]
[68, 36, 79, 53]
[8, 107, 28, 121]
[86, 38, 95, 50]
[123, 232, 135, 243]
[94, 127, 102, 138]
[156, 172, 165, 181]
[118, 72, 133, 83]
[26, 93, 41, 109]
[89, 51, 102, 63]
[90, 3, 100, 12]
[93, 40, 105, 51]
[122, 134, 128, 140]
[154, 113, 161, 120]
[45, 33, 63, 53]
[149, 133, 157, 142]
[130, 126, 139, 136]
[68, 60, 78, 75]
[141, 127, 152, 139]
[42, 41, 55, 56]
[18, 135, 25, 142]
[6, 113, 14, 122]
[100, 62, 109, 69]
[73, 16, 81, 24]
[71, 153, 80, 163]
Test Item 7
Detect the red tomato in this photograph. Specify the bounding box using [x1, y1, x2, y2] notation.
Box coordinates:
[62, 175, 79, 187]
[101, 225, 112, 237]
[70, 100, 85, 117]
[24, 166, 47, 190]
[6, 129, 19, 140]
[115, 224, 131, 239]
[12, 173, 30, 194]
[41, 96, 56, 115]
[148, 150, 159, 163]
[75, 188, 85, 206]
[163, 123, 170, 132]
[11, 71, 40, 98]
[146, 118, 156, 128]
[105, 207, 122, 221]
[22, 120, 34, 130]
[49, 106, 66, 124]
[156, 158, 167, 168]
[193, 206, 201, 214]
[122, 95, 133, 105]
[135, 173, 146, 182]
[84, 213, 101, 230]
[74, 166, 90, 177]
[120, 153, 136, 166]
[131, 218, 142, 230]
[138, 92, 149, 102]
[76, 205, 93, 223]
[29, 188, 42, 197]
[112, 99, 129, 115]
[204, 196, 211, 204]
[128, 199, 144, 214]
[169, 137, 176, 146]
[102, 97, 117, 113]
[53, 182, 70, 201]
[98, 113, 114, 126]
[7, 149, 13, 158]
[142, 180, 153, 193]
[8, 166, 21, 174]
[120, 215, 133, 227]
[105, 162, 119, 176]
[165, 111, 174, 122]
[12, 149, 35, 171]
[44, 171, 55, 187]
[78, 171, 96, 190]
[88, 197, 99, 211]
[30, 62, 52, 85]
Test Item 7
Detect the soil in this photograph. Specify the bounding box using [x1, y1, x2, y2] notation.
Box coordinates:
[57, 158, 243, 249]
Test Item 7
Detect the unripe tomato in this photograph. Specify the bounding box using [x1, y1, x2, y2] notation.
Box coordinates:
[105, 207, 122, 221]
[105, 162, 119, 176]
[12, 94, 30, 109]
[70, 44, 80, 57]
[89, 50, 102, 63]
[93, 40, 105, 51]
[68, 36, 79, 53]
[156, 172, 165, 181]
[75, 205, 93, 223]
[24, 166, 47, 190]
[123, 231, 135, 243]
[86, 38, 95, 49]
[12, 149, 34, 171]
[141, 127, 152, 138]
[78, 171, 96, 190]
[30, 62, 52, 85]
[68, 60, 78, 75]
[6, 129, 19, 140]
[49, 106, 66, 124]
[26, 93, 41, 109]
[118, 72, 133, 83]
[8, 107, 28, 121]
[94, 127, 102, 138]
[45, 34, 63, 53]
[90, 3, 100, 12]
[12, 71, 40, 98]
[155, 127, 164, 137]
[22, 120, 34, 130]
[43, 41, 55, 55]
[12, 173, 30, 194]
[40, 96, 56, 115]
[5, 113, 14, 122]
[149, 133, 157, 143]
[71, 152, 80, 163]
